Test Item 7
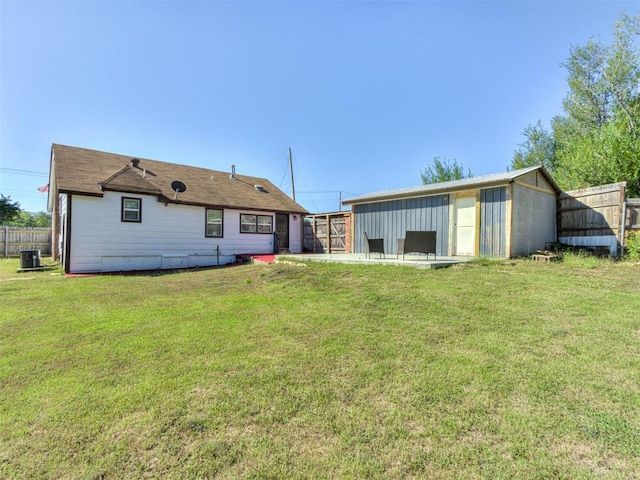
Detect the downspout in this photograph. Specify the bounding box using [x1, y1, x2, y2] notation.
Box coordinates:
[620, 200, 626, 258]
[618, 183, 627, 258]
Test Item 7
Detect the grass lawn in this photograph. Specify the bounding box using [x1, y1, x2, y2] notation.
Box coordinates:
[1, 257, 639, 479]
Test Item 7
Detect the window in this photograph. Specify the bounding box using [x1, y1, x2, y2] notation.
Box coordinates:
[240, 214, 273, 234]
[121, 197, 141, 222]
[206, 208, 223, 237]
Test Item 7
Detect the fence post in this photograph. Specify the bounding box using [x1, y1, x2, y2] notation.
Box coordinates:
[3, 227, 7, 259]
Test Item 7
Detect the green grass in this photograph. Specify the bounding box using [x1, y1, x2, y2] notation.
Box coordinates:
[1, 257, 639, 479]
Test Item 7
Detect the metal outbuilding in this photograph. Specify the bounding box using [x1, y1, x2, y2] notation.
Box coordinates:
[342, 166, 561, 259]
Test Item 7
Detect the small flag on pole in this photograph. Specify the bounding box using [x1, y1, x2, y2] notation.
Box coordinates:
[38, 184, 49, 193]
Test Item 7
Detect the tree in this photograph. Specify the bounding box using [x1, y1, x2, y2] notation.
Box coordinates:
[32, 211, 52, 227]
[4, 210, 52, 227]
[421, 157, 473, 185]
[0, 194, 21, 224]
[512, 13, 640, 196]
[510, 121, 556, 171]
[556, 14, 640, 195]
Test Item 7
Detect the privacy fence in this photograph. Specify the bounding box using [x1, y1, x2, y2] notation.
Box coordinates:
[303, 212, 351, 253]
[2, 227, 52, 258]
[627, 199, 640, 234]
[558, 182, 638, 256]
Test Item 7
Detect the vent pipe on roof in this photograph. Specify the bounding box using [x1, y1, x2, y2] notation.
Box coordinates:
[131, 158, 140, 168]
[230, 164, 236, 180]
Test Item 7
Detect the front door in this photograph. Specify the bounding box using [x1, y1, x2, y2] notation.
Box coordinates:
[455, 196, 476, 256]
[275, 213, 289, 252]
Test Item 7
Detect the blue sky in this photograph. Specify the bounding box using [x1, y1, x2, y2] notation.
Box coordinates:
[1, 1, 637, 214]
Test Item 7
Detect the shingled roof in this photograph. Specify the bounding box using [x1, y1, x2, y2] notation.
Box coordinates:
[49, 144, 308, 214]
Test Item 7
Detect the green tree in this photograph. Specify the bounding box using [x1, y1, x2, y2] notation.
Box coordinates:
[511, 121, 556, 171]
[513, 13, 640, 196]
[421, 157, 473, 185]
[32, 211, 52, 227]
[4, 210, 52, 227]
[0, 194, 21, 224]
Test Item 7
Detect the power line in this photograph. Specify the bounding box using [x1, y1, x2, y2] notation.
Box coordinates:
[289, 155, 320, 213]
[0, 188, 48, 195]
[0, 168, 48, 177]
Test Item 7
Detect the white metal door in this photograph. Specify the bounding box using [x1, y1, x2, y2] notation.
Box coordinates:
[455, 196, 476, 256]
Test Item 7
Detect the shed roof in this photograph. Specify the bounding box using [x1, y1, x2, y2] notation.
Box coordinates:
[342, 165, 561, 205]
[48, 144, 308, 214]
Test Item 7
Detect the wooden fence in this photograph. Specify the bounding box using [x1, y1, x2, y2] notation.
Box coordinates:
[627, 199, 640, 233]
[557, 182, 630, 256]
[1, 227, 52, 258]
[303, 212, 351, 253]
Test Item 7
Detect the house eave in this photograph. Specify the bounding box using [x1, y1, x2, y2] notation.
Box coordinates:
[158, 196, 307, 214]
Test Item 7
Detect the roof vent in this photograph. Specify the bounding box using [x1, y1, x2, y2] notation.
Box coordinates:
[230, 164, 236, 180]
[131, 158, 140, 168]
[254, 184, 267, 193]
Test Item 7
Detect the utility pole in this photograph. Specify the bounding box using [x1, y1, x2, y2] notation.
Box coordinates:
[288, 147, 296, 202]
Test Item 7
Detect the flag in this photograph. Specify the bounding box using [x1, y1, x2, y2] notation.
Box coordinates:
[38, 184, 49, 193]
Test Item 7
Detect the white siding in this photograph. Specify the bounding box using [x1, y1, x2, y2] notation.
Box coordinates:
[68, 192, 288, 273]
[289, 214, 303, 254]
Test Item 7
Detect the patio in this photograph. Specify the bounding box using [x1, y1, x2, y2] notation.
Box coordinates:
[275, 253, 472, 269]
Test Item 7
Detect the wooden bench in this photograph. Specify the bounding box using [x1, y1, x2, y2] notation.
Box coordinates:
[363, 232, 385, 258]
[397, 231, 437, 260]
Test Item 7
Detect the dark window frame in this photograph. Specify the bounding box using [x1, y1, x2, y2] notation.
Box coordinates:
[240, 213, 273, 234]
[205, 208, 224, 238]
[121, 197, 142, 223]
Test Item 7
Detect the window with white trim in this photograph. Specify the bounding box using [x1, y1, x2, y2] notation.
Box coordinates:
[121, 197, 141, 222]
[205, 208, 223, 237]
[240, 214, 273, 234]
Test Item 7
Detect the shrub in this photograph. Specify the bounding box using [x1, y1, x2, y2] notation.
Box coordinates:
[625, 231, 640, 261]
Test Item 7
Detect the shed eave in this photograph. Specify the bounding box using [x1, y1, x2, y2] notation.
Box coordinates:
[343, 165, 561, 206]
[343, 179, 512, 206]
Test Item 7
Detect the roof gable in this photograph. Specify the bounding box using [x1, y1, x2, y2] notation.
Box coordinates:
[343, 166, 561, 205]
[99, 165, 163, 195]
[50, 144, 308, 214]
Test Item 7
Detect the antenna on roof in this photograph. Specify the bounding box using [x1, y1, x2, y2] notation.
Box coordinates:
[171, 180, 187, 200]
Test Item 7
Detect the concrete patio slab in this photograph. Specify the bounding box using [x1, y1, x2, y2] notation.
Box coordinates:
[276, 253, 472, 269]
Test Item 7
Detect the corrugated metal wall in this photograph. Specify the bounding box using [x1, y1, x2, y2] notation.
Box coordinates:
[353, 194, 449, 255]
[512, 184, 557, 257]
[479, 187, 507, 257]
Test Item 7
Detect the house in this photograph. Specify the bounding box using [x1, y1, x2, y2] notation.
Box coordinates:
[47, 144, 308, 273]
[342, 166, 561, 259]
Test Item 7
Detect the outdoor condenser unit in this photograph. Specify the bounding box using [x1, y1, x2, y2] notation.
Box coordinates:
[19, 250, 41, 269]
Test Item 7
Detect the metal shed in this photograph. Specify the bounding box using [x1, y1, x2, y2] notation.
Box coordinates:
[343, 166, 561, 259]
